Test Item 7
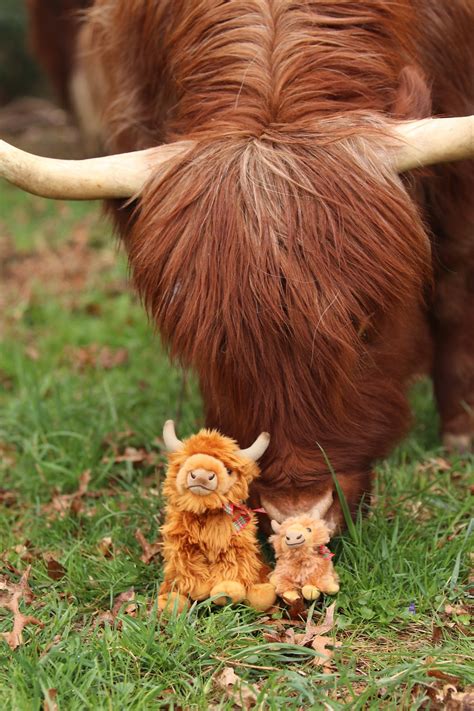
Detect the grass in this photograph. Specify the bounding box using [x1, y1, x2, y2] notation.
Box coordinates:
[0, 181, 472, 710]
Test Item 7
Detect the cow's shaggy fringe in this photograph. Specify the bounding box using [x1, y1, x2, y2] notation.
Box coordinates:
[77, 0, 473, 513]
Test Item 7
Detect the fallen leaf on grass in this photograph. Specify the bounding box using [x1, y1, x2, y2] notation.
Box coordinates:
[0, 488, 16, 506]
[444, 604, 470, 617]
[42, 470, 90, 519]
[43, 688, 59, 711]
[102, 446, 158, 467]
[98, 536, 114, 558]
[0, 566, 44, 650]
[66, 344, 128, 371]
[427, 669, 461, 686]
[215, 666, 260, 709]
[102, 429, 135, 450]
[0, 442, 16, 470]
[44, 555, 66, 581]
[427, 682, 474, 710]
[95, 589, 137, 628]
[416, 457, 452, 474]
[263, 602, 338, 672]
[135, 529, 163, 564]
[25, 345, 40, 361]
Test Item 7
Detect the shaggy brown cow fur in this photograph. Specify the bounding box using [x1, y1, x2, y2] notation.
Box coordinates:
[27, 1, 474, 528]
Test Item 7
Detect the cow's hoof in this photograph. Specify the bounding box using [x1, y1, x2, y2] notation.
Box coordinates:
[282, 590, 300, 604]
[323, 583, 340, 595]
[210, 580, 246, 605]
[157, 592, 189, 614]
[443, 433, 472, 454]
[246, 583, 276, 611]
[302, 585, 320, 601]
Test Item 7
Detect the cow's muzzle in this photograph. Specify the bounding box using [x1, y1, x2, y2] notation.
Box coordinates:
[187, 469, 218, 495]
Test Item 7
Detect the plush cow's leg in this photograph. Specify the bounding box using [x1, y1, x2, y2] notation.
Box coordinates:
[209, 580, 246, 605]
[428, 161, 474, 452]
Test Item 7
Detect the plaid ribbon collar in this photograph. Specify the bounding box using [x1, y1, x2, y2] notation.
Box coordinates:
[223, 502, 265, 532]
[317, 545, 334, 560]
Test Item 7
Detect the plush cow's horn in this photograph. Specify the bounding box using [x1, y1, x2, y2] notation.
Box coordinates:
[392, 116, 474, 172]
[270, 519, 281, 534]
[163, 420, 184, 453]
[238, 432, 270, 461]
[0, 139, 194, 200]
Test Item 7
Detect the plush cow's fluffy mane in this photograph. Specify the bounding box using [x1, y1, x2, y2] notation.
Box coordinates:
[86, 1, 439, 494]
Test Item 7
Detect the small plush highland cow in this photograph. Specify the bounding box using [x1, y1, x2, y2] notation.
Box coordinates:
[269, 515, 339, 603]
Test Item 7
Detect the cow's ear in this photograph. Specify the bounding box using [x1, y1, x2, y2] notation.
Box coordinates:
[271, 520, 281, 534]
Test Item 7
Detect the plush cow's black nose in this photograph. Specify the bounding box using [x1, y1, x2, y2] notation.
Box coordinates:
[190, 471, 196, 479]
[208, 472, 216, 481]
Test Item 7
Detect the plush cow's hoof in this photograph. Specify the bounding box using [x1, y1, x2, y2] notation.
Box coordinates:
[302, 585, 320, 601]
[323, 582, 340, 595]
[157, 592, 190, 614]
[190, 581, 212, 600]
[210, 580, 246, 605]
[282, 590, 300, 604]
[246, 583, 277, 612]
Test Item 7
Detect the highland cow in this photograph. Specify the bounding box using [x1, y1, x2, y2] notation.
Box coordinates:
[2, 0, 473, 530]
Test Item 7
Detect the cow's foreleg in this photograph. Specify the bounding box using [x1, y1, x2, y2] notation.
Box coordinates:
[429, 161, 474, 452]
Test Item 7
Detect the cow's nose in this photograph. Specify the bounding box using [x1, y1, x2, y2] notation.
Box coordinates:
[285, 532, 305, 546]
[187, 468, 218, 493]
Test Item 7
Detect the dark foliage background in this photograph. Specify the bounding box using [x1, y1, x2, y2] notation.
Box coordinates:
[0, 0, 45, 102]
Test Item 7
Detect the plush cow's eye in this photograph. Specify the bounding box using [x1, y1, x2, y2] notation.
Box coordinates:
[306, 527, 312, 533]
[226, 468, 233, 476]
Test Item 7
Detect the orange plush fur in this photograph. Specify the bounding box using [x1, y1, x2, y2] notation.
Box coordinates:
[158, 428, 276, 612]
[269, 516, 339, 603]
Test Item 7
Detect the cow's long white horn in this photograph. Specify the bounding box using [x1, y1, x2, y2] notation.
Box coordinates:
[163, 420, 185, 453]
[392, 116, 474, 172]
[238, 432, 270, 461]
[0, 139, 193, 200]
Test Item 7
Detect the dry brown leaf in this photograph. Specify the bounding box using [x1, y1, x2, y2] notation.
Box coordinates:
[102, 447, 157, 467]
[42, 470, 91, 519]
[25, 345, 40, 361]
[135, 529, 163, 564]
[215, 666, 259, 709]
[43, 688, 59, 711]
[262, 602, 338, 673]
[444, 604, 470, 617]
[416, 457, 452, 474]
[427, 669, 461, 686]
[0, 442, 16, 470]
[98, 536, 114, 558]
[44, 555, 66, 581]
[0, 567, 44, 650]
[312, 634, 334, 671]
[102, 429, 135, 451]
[66, 344, 128, 371]
[0, 488, 16, 506]
[95, 589, 137, 628]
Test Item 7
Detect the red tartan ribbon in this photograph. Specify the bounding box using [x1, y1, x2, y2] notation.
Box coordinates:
[223, 503, 266, 532]
[318, 544, 334, 559]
